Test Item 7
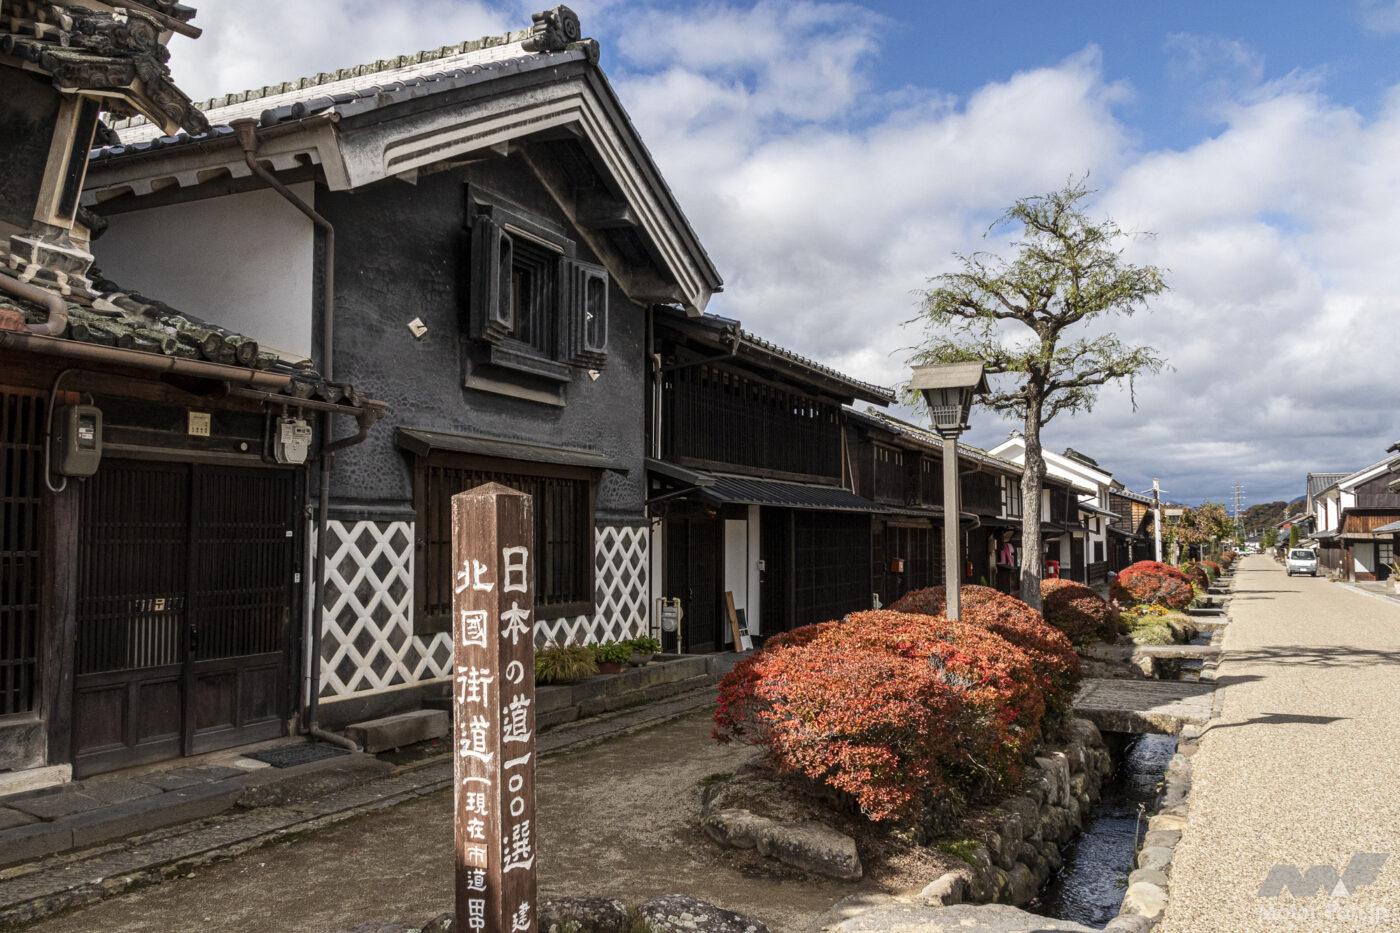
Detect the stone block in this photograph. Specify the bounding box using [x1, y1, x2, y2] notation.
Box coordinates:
[1128, 867, 1169, 888]
[0, 806, 37, 831]
[1120, 881, 1168, 921]
[61, 779, 242, 849]
[0, 764, 71, 800]
[1148, 812, 1187, 833]
[636, 894, 770, 933]
[539, 896, 630, 932]
[1136, 845, 1174, 873]
[1143, 829, 1181, 849]
[919, 870, 967, 906]
[0, 820, 74, 868]
[7, 790, 105, 820]
[81, 779, 163, 805]
[344, 709, 449, 753]
[755, 818, 862, 880]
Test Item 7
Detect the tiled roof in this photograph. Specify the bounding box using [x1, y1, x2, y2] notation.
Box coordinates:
[657, 307, 894, 404]
[1307, 472, 1349, 500]
[98, 10, 587, 158]
[733, 325, 895, 404]
[1113, 487, 1155, 506]
[0, 261, 363, 407]
[853, 408, 1023, 475]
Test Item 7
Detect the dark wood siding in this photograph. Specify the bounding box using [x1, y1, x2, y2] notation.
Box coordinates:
[1, 388, 44, 716]
[791, 511, 871, 628]
[662, 364, 842, 481]
[417, 457, 594, 625]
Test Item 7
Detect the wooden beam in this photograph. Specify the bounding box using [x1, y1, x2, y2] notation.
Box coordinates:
[575, 189, 638, 230]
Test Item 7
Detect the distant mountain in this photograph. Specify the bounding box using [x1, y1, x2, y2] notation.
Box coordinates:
[1242, 500, 1291, 534]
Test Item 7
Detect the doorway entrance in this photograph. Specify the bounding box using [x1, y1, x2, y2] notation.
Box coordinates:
[72, 459, 298, 777]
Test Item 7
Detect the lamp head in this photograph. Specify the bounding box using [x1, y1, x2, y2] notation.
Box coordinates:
[911, 362, 988, 436]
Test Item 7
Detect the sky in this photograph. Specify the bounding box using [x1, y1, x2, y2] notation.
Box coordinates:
[154, 1, 1400, 505]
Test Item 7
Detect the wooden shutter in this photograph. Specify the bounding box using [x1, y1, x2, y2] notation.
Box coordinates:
[470, 214, 513, 342]
[562, 258, 608, 369]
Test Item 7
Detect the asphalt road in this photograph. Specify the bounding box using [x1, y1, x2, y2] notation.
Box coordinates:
[1162, 555, 1400, 932]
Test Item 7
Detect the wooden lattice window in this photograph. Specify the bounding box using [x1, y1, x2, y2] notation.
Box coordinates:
[1, 388, 43, 717]
[662, 364, 842, 480]
[791, 511, 870, 628]
[416, 457, 594, 627]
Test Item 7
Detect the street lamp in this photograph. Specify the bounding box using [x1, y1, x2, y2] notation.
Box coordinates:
[912, 362, 988, 621]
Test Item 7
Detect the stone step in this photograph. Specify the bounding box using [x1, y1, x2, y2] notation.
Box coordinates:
[344, 710, 449, 754]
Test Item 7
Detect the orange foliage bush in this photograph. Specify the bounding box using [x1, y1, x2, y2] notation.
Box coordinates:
[713, 607, 1053, 823]
[1111, 560, 1195, 610]
[1039, 577, 1118, 644]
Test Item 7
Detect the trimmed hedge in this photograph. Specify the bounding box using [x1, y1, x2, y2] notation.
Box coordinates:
[1181, 563, 1210, 592]
[1201, 559, 1223, 579]
[714, 606, 1057, 823]
[1039, 578, 1119, 644]
[1111, 560, 1195, 610]
[888, 584, 1080, 725]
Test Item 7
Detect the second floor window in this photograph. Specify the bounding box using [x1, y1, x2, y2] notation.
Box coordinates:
[1004, 478, 1023, 517]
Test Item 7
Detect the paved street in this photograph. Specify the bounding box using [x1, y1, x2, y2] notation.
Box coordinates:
[1163, 555, 1400, 932]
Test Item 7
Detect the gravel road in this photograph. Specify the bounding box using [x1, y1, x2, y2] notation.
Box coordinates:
[1162, 554, 1400, 932]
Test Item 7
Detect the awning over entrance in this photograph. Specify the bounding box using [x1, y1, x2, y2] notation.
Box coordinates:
[1371, 520, 1400, 534]
[647, 459, 880, 512]
[398, 427, 627, 472]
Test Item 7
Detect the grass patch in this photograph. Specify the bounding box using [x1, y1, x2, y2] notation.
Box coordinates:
[935, 838, 983, 866]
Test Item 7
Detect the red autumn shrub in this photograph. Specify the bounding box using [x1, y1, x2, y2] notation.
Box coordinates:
[1181, 563, 1210, 591]
[1039, 578, 1118, 644]
[1111, 560, 1195, 610]
[713, 622, 837, 742]
[1221, 551, 1238, 567]
[713, 610, 1045, 822]
[1201, 559, 1223, 579]
[889, 585, 1080, 724]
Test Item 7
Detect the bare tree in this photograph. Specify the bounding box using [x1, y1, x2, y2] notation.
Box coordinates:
[909, 181, 1167, 610]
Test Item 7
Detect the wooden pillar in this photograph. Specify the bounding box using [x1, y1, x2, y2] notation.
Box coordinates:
[452, 483, 538, 933]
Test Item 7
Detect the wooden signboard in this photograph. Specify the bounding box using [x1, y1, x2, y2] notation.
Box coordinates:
[724, 591, 754, 652]
[452, 483, 538, 933]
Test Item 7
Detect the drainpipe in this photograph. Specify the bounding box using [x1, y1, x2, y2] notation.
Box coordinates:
[232, 119, 358, 753]
[0, 270, 68, 336]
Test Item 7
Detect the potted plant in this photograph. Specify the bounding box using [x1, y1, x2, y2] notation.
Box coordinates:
[592, 641, 631, 675]
[627, 635, 662, 666]
[534, 643, 597, 685]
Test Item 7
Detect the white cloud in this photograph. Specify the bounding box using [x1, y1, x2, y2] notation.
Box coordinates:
[153, 1, 1400, 504]
[166, 1, 510, 102]
[610, 6, 1400, 504]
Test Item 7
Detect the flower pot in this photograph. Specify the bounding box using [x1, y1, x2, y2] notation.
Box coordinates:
[629, 651, 655, 666]
[597, 661, 626, 675]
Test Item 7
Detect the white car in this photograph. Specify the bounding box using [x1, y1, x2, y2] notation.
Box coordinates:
[1285, 548, 1318, 576]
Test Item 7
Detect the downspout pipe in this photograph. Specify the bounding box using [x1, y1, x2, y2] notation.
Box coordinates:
[232, 119, 358, 753]
[0, 269, 68, 336]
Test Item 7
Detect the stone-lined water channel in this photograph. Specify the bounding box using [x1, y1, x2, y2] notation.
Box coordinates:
[1031, 733, 1177, 928]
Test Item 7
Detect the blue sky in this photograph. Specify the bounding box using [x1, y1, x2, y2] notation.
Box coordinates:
[162, 0, 1400, 506]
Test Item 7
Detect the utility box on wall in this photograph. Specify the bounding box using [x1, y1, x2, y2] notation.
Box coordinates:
[51, 404, 102, 477]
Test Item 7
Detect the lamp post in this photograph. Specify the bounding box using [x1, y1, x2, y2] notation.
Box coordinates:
[912, 362, 988, 621]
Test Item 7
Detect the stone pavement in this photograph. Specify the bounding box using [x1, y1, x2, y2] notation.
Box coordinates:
[1161, 554, 1400, 932]
[0, 686, 717, 927]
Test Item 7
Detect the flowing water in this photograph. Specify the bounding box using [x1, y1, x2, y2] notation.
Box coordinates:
[1029, 733, 1177, 928]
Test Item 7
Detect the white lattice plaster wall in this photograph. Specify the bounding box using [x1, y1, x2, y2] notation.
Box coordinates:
[319, 520, 648, 699]
[318, 519, 452, 699]
[536, 524, 649, 646]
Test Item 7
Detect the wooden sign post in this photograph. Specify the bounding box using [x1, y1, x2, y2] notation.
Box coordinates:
[452, 483, 537, 933]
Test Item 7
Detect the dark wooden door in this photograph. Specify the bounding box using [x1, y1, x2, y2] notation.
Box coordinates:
[73, 461, 295, 776]
[664, 509, 721, 653]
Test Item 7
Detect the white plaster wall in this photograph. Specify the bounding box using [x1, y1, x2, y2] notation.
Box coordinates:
[723, 518, 749, 646]
[747, 505, 762, 634]
[1353, 542, 1376, 574]
[93, 185, 316, 359]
